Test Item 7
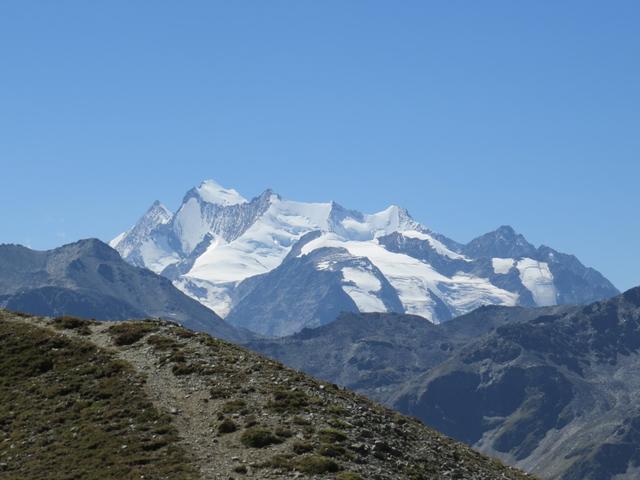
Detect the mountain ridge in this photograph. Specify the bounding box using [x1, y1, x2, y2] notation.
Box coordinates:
[111, 179, 618, 335]
[0, 238, 249, 342]
[248, 287, 640, 479]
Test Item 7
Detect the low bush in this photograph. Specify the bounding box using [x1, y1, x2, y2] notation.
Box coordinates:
[240, 428, 282, 448]
[319, 428, 348, 443]
[51, 316, 94, 335]
[292, 441, 313, 454]
[107, 322, 156, 346]
[218, 418, 237, 434]
[268, 388, 309, 413]
[293, 455, 340, 474]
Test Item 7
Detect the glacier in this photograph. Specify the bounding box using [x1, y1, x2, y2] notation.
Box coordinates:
[110, 179, 619, 335]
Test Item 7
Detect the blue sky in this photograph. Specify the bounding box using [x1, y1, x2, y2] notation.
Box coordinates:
[0, 1, 638, 291]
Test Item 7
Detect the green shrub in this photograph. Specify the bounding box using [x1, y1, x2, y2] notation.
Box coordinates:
[268, 388, 309, 413]
[222, 399, 247, 414]
[275, 426, 293, 438]
[147, 334, 180, 351]
[292, 415, 311, 425]
[293, 455, 340, 474]
[51, 316, 94, 334]
[107, 322, 156, 346]
[328, 404, 349, 416]
[318, 443, 346, 458]
[233, 465, 248, 474]
[218, 418, 237, 434]
[292, 441, 313, 454]
[171, 363, 197, 376]
[240, 428, 282, 448]
[319, 428, 347, 443]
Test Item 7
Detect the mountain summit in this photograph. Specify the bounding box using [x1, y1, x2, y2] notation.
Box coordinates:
[111, 180, 618, 335]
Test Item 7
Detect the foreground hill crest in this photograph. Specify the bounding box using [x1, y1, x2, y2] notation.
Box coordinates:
[0, 310, 529, 480]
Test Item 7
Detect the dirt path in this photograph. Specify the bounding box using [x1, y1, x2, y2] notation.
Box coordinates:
[18, 318, 246, 479]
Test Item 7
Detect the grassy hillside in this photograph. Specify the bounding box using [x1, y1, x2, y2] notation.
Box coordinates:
[0, 314, 196, 480]
[0, 310, 532, 479]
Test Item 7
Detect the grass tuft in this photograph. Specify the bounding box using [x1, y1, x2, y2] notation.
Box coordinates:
[107, 321, 157, 346]
[240, 427, 282, 448]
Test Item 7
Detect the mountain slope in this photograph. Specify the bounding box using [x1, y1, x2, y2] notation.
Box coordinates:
[227, 243, 405, 336]
[0, 313, 197, 479]
[0, 239, 248, 342]
[391, 287, 640, 480]
[247, 305, 572, 404]
[111, 179, 619, 335]
[0, 310, 531, 480]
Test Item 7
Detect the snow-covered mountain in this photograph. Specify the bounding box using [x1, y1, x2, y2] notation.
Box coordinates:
[111, 180, 619, 336]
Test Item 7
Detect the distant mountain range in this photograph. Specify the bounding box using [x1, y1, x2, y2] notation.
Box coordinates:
[0, 239, 249, 342]
[111, 179, 618, 336]
[0, 178, 633, 479]
[249, 287, 640, 480]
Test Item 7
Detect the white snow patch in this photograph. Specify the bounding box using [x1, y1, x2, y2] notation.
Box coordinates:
[300, 233, 518, 322]
[109, 231, 127, 249]
[138, 239, 181, 273]
[338, 205, 417, 240]
[187, 196, 333, 284]
[173, 277, 234, 318]
[172, 197, 213, 254]
[341, 267, 386, 312]
[445, 273, 520, 314]
[516, 258, 557, 306]
[402, 230, 468, 260]
[492, 257, 515, 275]
[196, 179, 247, 206]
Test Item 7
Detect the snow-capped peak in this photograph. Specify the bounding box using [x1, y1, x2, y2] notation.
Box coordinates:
[195, 179, 247, 206]
[109, 200, 172, 254]
[146, 200, 173, 221]
[110, 178, 619, 331]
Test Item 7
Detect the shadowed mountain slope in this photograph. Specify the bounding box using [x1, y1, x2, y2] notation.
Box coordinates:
[0, 239, 248, 342]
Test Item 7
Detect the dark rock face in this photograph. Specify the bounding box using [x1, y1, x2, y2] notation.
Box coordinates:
[562, 414, 640, 480]
[247, 304, 570, 403]
[0, 286, 145, 319]
[536, 245, 620, 305]
[406, 366, 574, 460]
[0, 239, 249, 342]
[392, 287, 640, 479]
[463, 226, 538, 259]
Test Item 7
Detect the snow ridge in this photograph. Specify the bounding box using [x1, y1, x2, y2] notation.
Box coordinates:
[110, 179, 615, 331]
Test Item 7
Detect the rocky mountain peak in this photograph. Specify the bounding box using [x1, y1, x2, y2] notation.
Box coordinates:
[463, 225, 537, 259]
[59, 238, 123, 262]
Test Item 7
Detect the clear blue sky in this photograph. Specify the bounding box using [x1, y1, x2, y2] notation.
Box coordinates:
[0, 1, 638, 291]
